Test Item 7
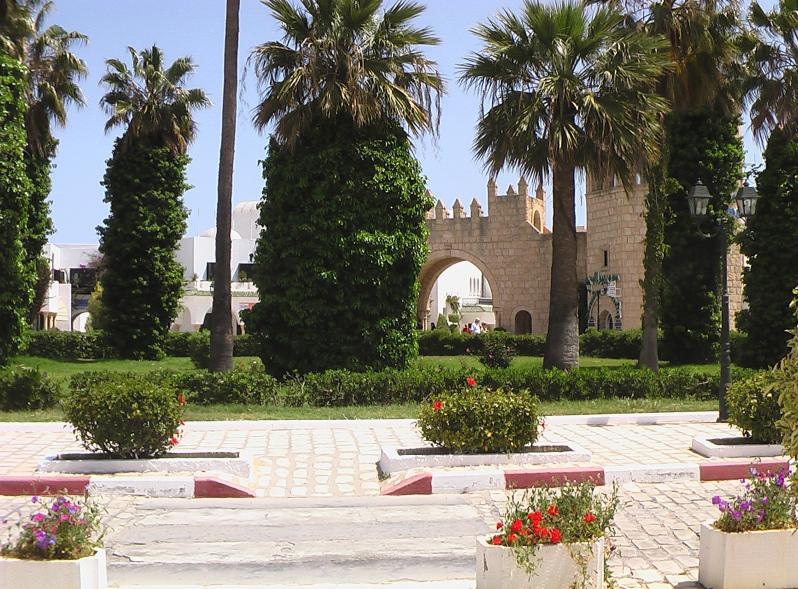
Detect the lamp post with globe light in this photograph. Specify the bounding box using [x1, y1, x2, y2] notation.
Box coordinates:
[687, 181, 759, 422]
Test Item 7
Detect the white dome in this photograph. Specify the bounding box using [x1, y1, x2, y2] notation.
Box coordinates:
[200, 227, 242, 240]
[233, 201, 259, 214]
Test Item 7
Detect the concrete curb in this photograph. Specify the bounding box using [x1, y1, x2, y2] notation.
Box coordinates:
[0, 411, 721, 433]
[381, 458, 791, 495]
[0, 475, 255, 498]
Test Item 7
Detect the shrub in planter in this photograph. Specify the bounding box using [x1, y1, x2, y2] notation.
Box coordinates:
[477, 335, 515, 369]
[710, 467, 796, 533]
[0, 366, 60, 410]
[727, 373, 782, 444]
[699, 468, 798, 589]
[481, 481, 619, 589]
[1, 495, 105, 560]
[417, 377, 540, 453]
[62, 372, 186, 458]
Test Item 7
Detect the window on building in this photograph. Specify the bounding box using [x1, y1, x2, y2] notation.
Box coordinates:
[237, 263, 254, 282]
[603, 250, 609, 268]
[206, 262, 216, 281]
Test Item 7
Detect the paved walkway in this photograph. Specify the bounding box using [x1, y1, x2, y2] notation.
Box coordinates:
[0, 417, 777, 497]
[0, 479, 740, 588]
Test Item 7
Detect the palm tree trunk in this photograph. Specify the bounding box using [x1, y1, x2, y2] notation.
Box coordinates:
[638, 166, 666, 372]
[209, 0, 240, 372]
[543, 159, 580, 371]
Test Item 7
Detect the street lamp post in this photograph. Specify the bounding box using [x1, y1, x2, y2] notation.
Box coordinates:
[687, 181, 759, 422]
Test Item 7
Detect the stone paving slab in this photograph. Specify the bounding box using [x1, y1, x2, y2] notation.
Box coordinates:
[0, 479, 743, 588]
[0, 418, 781, 499]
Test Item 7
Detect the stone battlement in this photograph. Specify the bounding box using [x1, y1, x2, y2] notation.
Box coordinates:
[426, 177, 548, 234]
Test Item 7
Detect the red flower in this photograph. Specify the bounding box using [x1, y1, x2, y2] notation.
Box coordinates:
[491, 535, 503, 545]
[527, 511, 542, 526]
[519, 527, 530, 537]
[496, 522, 503, 530]
[433, 400, 443, 412]
[547, 504, 559, 516]
[510, 518, 523, 533]
[538, 526, 550, 540]
[466, 376, 477, 388]
[584, 512, 596, 524]
[550, 528, 562, 544]
[169, 436, 179, 446]
[507, 533, 518, 544]
[177, 393, 186, 406]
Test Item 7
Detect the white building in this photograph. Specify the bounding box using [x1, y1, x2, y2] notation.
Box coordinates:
[38, 202, 262, 333]
[427, 262, 495, 330]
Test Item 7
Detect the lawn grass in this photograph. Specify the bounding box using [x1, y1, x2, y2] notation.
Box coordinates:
[0, 397, 717, 422]
[10, 355, 257, 385]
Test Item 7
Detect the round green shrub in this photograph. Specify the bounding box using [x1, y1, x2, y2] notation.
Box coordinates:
[476, 335, 515, 369]
[727, 373, 782, 444]
[186, 331, 210, 369]
[416, 379, 540, 453]
[0, 366, 60, 410]
[63, 372, 185, 458]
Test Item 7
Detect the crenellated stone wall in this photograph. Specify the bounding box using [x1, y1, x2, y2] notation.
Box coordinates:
[421, 174, 745, 334]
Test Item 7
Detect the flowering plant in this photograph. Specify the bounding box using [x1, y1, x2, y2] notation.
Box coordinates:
[417, 377, 540, 454]
[1, 495, 105, 560]
[490, 481, 618, 549]
[711, 467, 798, 533]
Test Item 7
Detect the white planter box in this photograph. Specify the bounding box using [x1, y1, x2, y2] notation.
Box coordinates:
[699, 521, 798, 589]
[0, 548, 107, 589]
[379, 440, 592, 475]
[691, 435, 784, 458]
[475, 536, 604, 589]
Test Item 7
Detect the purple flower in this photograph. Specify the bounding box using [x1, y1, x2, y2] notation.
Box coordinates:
[740, 500, 753, 512]
[761, 497, 769, 505]
[712, 495, 722, 505]
[756, 510, 765, 523]
[732, 511, 742, 521]
[31, 496, 38, 504]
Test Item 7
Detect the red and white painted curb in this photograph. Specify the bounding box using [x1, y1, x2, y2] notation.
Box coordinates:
[381, 459, 792, 496]
[0, 475, 255, 498]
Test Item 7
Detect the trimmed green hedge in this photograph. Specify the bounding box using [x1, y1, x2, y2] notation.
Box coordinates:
[19, 330, 259, 361]
[418, 328, 746, 361]
[78, 363, 759, 408]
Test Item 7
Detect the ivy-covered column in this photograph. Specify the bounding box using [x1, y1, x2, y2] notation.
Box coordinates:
[0, 55, 34, 366]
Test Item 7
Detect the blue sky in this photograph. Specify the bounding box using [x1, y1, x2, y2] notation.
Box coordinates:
[49, 0, 768, 243]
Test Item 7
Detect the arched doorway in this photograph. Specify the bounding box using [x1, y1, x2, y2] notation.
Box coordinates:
[598, 310, 614, 330]
[417, 251, 500, 331]
[514, 310, 532, 334]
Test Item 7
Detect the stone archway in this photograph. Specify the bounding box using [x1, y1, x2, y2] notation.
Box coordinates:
[513, 309, 532, 334]
[417, 249, 501, 330]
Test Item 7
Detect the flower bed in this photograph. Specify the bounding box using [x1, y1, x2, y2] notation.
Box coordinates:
[699, 467, 798, 589]
[477, 482, 617, 589]
[1, 495, 107, 589]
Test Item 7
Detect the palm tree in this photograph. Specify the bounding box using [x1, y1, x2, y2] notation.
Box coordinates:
[745, 0, 798, 140]
[101, 46, 210, 154]
[247, 0, 445, 376]
[210, 0, 240, 373]
[250, 0, 444, 144]
[1, 0, 87, 158]
[99, 46, 210, 358]
[461, 0, 669, 370]
[628, 0, 742, 370]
